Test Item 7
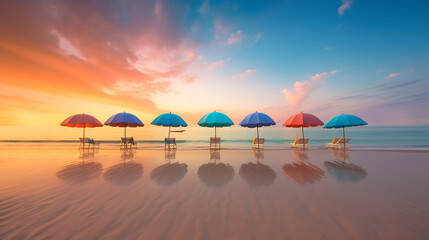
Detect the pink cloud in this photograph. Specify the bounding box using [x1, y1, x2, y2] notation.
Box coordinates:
[282, 70, 337, 107]
[227, 30, 244, 45]
[207, 60, 225, 70]
[385, 73, 400, 79]
[338, 0, 353, 15]
[233, 69, 256, 79]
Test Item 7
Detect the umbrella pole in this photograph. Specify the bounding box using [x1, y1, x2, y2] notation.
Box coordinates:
[83, 124, 85, 149]
[257, 126, 260, 149]
[343, 126, 345, 151]
[301, 126, 305, 149]
[124, 126, 127, 149]
[215, 125, 217, 139]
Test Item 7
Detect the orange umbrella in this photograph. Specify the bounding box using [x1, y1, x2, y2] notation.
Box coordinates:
[61, 113, 103, 148]
[283, 112, 324, 147]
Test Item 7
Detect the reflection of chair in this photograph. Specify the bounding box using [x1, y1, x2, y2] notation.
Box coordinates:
[165, 138, 177, 149]
[253, 148, 264, 160]
[121, 148, 136, 160]
[326, 137, 351, 149]
[198, 162, 234, 188]
[291, 148, 309, 161]
[283, 162, 325, 185]
[327, 148, 350, 161]
[165, 149, 177, 160]
[79, 137, 99, 149]
[239, 162, 277, 188]
[324, 161, 367, 183]
[57, 161, 103, 184]
[210, 137, 221, 150]
[210, 149, 221, 161]
[252, 138, 264, 149]
[80, 147, 97, 159]
[104, 161, 143, 185]
[121, 137, 137, 149]
[151, 162, 188, 186]
[290, 138, 309, 149]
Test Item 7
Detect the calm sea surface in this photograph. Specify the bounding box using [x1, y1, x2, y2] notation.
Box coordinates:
[1, 126, 428, 150]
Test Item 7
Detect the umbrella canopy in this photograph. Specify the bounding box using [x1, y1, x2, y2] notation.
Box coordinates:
[324, 114, 367, 128]
[283, 112, 324, 128]
[240, 112, 276, 149]
[61, 114, 103, 147]
[283, 112, 324, 147]
[324, 114, 368, 149]
[105, 112, 144, 145]
[61, 113, 103, 128]
[198, 111, 234, 138]
[151, 112, 188, 139]
[239, 112, 276, 128]
[104, 112, 144, 127]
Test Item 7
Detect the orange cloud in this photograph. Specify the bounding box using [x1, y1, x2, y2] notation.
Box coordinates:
[0, 1, 201, 125]
[384, 73, 400, 79]
[282, 70, 337, 107]
[232, 69, 256, 79]
[338, 0, 353, 15]
[227, 30, 245, 45]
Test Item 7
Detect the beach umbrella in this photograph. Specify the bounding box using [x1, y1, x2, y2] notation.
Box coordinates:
[198, 111, 234, 138]
[283, 112, 324, 147]
[324, 114, 368, 149]
[104, 112, 144, 142]
[239, 112, 276, 148]
[151, 112, 188, 139]
[60, 113, 103, 148]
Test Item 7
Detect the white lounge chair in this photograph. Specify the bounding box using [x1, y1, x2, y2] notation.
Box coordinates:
[165, 138, 177, 149]
[252, 138, 265, 149]
[326, 137, 351, 149]
[79, 137, 99, 149]
[210, 137, 221, 150]
[121, 137, 137, 149]
[290, 138, 309, 149]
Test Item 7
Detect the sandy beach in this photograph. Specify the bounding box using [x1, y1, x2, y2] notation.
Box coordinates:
[1, 146, 428, 240]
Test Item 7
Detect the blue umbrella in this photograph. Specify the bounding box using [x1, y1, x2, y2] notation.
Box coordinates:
[105, 112, 144, 140]
[324, 114, 368, 149]
[239, 112, 276, 147]
[151, 112, 187, 138]
[198, 111, 234, 138]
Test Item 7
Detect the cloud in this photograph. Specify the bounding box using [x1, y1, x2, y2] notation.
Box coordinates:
[384, 73, 400, 79]
[338, 0, 353, 15]
[226, 30, 244, 45]
[255, 33, 262, 43]
[208, 60, 225, 70]
[232, 69, 256, 79]
[281, 70, 337, 107]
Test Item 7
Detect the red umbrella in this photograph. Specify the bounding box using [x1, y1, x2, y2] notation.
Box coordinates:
[61, 113, 103, 147]
[283, 112, 324, 147]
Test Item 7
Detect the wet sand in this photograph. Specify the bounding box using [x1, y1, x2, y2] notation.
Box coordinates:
[0, 147, 428, 239]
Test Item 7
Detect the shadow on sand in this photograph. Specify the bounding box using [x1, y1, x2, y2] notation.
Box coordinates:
[103, 161, 143, 186]
[282, 149, 325, 185]
[57, 161, 103, 184]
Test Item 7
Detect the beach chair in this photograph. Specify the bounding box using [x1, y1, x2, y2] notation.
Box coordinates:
[165, 138, 177, 149]
[121, 137, 137, 149]
[290, 138, 309, 149]
[326, 137, 351, 149]
[79, 137, 99, 149]
[252, 138, 265, 149]
[210, 137, 221, 150]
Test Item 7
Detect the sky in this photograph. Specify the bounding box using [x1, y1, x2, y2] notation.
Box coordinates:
[0, 0, 428, 139]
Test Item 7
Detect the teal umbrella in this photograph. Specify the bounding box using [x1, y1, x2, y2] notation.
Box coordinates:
[198, 111, 234, 138]
[151, 112, 187, 139]
[324, 114, 368, 149]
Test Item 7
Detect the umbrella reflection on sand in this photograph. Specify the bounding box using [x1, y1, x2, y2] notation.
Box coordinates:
[57, 161, 103, 184]
[198, 162, 234, 188]
[324, 160, 367, 183]
[151, 162, 188, 186]
[239, 162, 277, 188]
[327, 148, 350, 161]
[283, 161, 325, 185]
[104, 161, 143, 185]
[121, 149, 136, 160]
[210, 149, 220, 160]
